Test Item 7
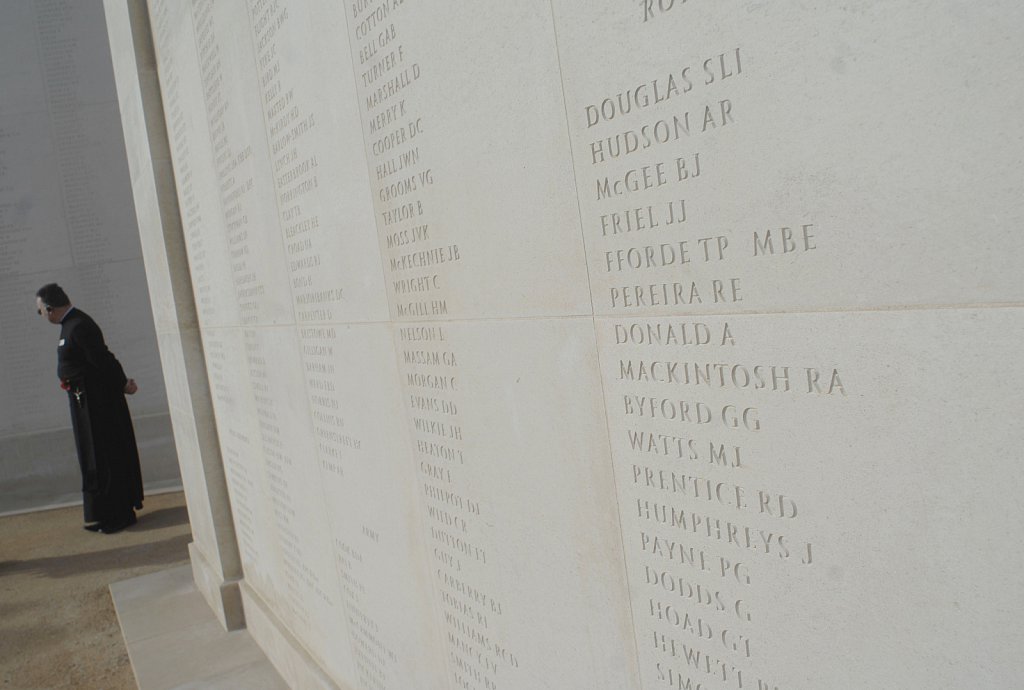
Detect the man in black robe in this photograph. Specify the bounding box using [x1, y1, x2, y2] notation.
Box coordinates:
[36, 283, 144, 534]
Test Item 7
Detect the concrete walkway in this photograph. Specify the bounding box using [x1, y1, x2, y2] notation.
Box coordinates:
[110, 565, 285, 689]
[0, 492, 192, 689]
[0, 490, 285, 690]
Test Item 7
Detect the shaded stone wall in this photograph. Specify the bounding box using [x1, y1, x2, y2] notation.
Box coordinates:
[0, 0, 178, 515]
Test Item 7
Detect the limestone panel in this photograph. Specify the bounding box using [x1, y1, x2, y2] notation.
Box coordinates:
[240, 582, 341, 690]
[56, 102, 144, 266]
[22, 0, 121, 110]
[247, 1, 390, 324]
[0, 112, 71, 275]
[346, 0, 592, 320]
[0, 1, 48, 117]
[597, 308, 1024, 688]
[242, 326, 357, 683]
[551, 0, 1024, 317]
[199, 329, 320, 622]
[149, 0, 240, 328]
[201, 327, 282, 603]
[190, 1, 294, 327]
[395, 317, 640, 690]
[299, 322, 448, 690]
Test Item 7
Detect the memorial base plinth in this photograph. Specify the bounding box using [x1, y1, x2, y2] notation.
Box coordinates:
[110, 565, 285, 689]
[189, 541, 244, 631]
[240, 581, 345, 690]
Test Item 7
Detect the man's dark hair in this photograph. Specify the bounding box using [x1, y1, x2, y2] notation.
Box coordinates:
[36, 283, 70, 308]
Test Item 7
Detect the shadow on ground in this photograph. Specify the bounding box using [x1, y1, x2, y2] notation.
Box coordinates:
[131, 504, 190, 532]
[0, 533, 191, 579]
[0, 491, 192, 690]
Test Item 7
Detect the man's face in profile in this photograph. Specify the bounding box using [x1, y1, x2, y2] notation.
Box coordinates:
[36, 297, 60, 325]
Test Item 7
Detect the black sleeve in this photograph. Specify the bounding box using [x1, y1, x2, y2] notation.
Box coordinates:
[74, 318, 128, 387]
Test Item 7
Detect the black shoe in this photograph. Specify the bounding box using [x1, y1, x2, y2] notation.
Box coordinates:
[83, 523, 102, 532]
[100, 511, 137, 534]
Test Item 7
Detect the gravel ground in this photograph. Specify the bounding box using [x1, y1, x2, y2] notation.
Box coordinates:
[0, 491, 190, 690]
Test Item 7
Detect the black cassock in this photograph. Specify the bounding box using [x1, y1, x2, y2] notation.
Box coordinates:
[57, 308, 143, 524]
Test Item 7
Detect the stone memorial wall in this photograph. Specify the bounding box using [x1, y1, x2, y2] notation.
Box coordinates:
[142, 1, 1023, 688]
[0, 0, 178, 514]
